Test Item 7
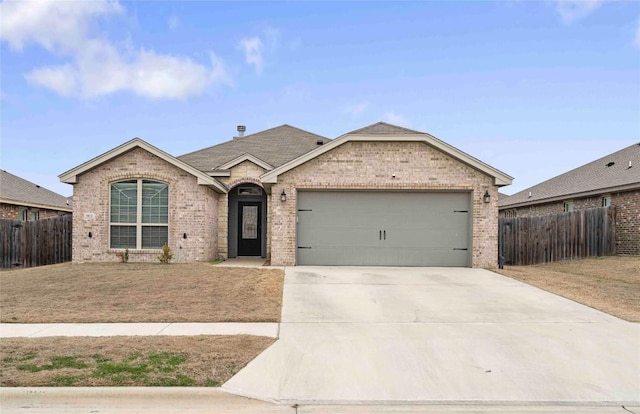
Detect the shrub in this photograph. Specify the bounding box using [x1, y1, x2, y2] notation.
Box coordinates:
[158, 244, 174, 264]
[115, 248, 129, 263]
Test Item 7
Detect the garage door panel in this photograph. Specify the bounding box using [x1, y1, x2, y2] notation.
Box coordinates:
[297, 191, 470, 266]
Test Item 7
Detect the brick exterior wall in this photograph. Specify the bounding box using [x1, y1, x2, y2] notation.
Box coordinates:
[500, 189, 639, 255]
[270, 141, 499, 268]
[0, 203, 69, 220]
[72, 147, 218, 263]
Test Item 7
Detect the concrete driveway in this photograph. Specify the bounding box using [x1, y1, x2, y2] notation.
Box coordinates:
[222, 267, 640, 405]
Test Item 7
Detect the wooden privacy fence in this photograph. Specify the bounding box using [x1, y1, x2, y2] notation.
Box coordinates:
[498, 207, 616, 266]
[0, 215, 72, 269]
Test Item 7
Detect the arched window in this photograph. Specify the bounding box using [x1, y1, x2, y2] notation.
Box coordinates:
[110, 180, 168, 249]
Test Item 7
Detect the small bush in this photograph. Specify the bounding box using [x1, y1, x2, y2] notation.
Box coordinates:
[158, 244, 174, 264]
[115, 248, 129, 263]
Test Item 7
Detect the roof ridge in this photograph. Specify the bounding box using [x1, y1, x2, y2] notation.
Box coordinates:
[345, 121, 426, 136]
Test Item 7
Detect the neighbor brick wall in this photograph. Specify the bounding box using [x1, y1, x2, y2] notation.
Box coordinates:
[72, 147, 218, 263]
[500, 189, 639, 255]
[0, 203, 70, 220]
[614, 190, 639, 255]
[270, 141, 499, 268]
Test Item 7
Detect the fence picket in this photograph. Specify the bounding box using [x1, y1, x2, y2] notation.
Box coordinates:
[499, 207, 615, 266]
[0, 215, 72, 269]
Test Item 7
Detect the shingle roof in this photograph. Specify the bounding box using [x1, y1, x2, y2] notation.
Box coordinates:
[1, 170, 72, 210]
[499, 143, 640, 208]
[178, 125, 331, 171]
[345, 122, 426, 135]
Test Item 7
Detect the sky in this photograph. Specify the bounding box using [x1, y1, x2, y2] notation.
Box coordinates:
[1, 0, 639, 198]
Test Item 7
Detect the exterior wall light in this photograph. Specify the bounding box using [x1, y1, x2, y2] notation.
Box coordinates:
[483, 191, 491, 204]
[280, 190, 287, 202]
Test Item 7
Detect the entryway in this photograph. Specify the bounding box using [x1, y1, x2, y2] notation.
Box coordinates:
[228, 184, 267, 258]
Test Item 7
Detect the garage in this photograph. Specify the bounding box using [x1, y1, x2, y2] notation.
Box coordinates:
[296, 191, 471, 266]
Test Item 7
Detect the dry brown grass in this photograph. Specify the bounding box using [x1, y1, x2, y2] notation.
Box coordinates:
[0, 335, 274, 387]
[494, 256, 640, 322]
[0, 263, 284, 323]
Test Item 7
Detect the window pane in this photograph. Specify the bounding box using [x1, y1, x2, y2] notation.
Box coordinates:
[111, 181, 137, 223]
[242, 206, 258, 239]
[142, 181, 168, 224]
[110, 226, 136, 249]
[142, 226, 168, 249]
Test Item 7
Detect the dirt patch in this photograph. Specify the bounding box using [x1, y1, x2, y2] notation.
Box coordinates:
[0, 335, 274, 387]
[494, 256, 640, 322]
[0, 263, 284, 323]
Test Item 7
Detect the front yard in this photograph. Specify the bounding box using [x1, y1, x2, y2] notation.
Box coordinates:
[495, 256, 640, 322]
[0, 262, 284, 323]
[0, 262, 284, 387]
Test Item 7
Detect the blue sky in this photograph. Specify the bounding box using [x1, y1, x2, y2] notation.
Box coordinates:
[1, 0, 639, 197]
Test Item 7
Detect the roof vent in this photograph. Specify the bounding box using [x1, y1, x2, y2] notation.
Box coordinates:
[628, 161, 632, 169]
[237, 125, 246, 137]
[606, 162, 615, 167]
[528, 191, 532, 198]
[316, 139, 324, 146]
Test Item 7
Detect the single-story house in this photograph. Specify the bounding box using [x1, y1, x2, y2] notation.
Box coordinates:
[0, 170, 72, 221]
[59, 122, 513, 267]
[499, 143, 640, 255]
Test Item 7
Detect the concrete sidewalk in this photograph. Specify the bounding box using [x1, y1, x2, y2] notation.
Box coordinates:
[0, 322, 278, 338]
[1, 388, 637, 413]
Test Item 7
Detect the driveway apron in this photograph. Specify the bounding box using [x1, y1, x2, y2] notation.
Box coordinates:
[222, 267, 640, 405]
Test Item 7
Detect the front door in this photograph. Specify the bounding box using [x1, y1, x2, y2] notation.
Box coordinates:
[238, 202, 261, 256]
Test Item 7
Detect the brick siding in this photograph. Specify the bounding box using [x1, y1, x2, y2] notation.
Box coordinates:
[270, 141, 500, 268]
[72, 147, 218, 263]
[0, 203, 69, 220]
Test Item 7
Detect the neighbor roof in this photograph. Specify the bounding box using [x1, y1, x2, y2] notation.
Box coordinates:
[499, 143, 640, 208]
[178, 124, 331, 172]
[0, 170, 72, 211]
[262, 122, 513, 186]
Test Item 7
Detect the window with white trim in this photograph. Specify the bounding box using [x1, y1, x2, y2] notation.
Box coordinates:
[602, 196, 612, 207]
[564, 201, 574, 212]
[110, 180, 168, 249]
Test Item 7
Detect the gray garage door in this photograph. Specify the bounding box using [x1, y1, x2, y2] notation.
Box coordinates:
[297, 191, 471, 266]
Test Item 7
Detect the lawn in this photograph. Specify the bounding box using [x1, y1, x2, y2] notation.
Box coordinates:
[0, 262, 284, 323]
[0, 335, 274, 387]
[495, 256, 640, 322]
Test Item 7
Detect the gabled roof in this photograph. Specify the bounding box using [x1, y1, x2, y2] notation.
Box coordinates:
[177, 125, 331, 171]
[262, 122, 513, 186]
[345, 121, 426, 135]
[59, 138, 227, 193]
[499, 143, 640, 208]
[1, 170, 72, 211]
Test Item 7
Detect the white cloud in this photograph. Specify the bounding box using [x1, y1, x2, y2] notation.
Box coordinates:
[238, 26, 282, 75]
[168, 15, 180, 31]
[0, 0, 230, 100]
[238, 36, 264, 75]
[555, 0, 603, 24]
[384, 111, 411, 127]
[346, 101, 369, 117]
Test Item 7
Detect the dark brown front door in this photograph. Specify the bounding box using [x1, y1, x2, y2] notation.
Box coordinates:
[238, 202, 261, 256]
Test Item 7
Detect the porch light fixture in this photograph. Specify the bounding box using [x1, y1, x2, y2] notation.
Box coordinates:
[280, 190, 287, 202]
[483, 191, 491, 204]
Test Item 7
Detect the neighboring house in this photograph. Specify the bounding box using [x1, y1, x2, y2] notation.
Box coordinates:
[59, 122, 513, 267]
[499, 143, 640, 255]
[0, 170, 72, 221]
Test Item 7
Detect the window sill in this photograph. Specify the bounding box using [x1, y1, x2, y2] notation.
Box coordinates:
[108, 248, 162, 254]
